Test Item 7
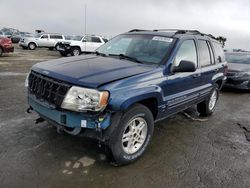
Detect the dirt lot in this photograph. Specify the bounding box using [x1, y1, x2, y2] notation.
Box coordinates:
[0, 44, 250, 188]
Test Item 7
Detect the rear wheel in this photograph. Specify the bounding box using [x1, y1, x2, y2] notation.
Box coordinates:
[71, 47, 81, 56]
[108, 104, 154, 166]
[197, 84, 219, 116]
[0, 47, 3, 56]
[28, 42, 36, 50]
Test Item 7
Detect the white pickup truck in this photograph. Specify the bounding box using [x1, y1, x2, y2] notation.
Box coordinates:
[19, 33, 65, 50]
[57, 35, 108, 56]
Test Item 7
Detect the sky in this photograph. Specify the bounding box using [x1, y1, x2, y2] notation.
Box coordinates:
[1, 0, 250, 50]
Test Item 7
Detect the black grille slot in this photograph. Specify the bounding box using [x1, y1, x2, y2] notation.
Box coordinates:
[28, 71, 71, 107]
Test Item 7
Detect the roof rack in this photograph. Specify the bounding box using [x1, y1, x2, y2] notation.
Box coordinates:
[127, 29, 216, 39]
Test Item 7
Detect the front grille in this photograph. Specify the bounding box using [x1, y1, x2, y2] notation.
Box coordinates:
[28, 71, 71, 107]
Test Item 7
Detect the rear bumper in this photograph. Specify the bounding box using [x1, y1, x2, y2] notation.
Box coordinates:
[28, 96, 111, 130]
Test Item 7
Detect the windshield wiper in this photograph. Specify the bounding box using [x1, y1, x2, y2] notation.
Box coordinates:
[108, 54, 143, 64]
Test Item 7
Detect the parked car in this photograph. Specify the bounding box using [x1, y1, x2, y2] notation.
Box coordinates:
[0, 37, 14, 56]
[224, 52, 250, 90]
[57, 35, 108, 56]
[26, 29, 227, 165]
[19, 33, 65, 50]
[1, 27, 19, 38]
[11, 32, 32, 43]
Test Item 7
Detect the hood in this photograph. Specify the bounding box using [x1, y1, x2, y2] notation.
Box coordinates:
[32, 55, 156, 88]
[228, 63, 250, 72]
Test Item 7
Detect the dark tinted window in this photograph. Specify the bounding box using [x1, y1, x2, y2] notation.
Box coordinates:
[91, 37, 101, 43]
[103, 38, 108, 43]
[226, 53, 250, 64]
[41, 34, 48, 39]
[198, 40, 212, 67]
[174, 40, 197, 67]
[50, 35, 63, 39]
[213, 42, 225, 63]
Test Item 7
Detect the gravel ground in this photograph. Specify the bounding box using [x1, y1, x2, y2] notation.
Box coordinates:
[0, 44, 249, 188]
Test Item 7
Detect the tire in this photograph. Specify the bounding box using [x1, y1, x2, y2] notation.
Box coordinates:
[108, 104, 154, 166]
[28, 42, 36, 50]
[60, 51, 68, 57]
[197, 84, 219, 116]
[55, 44, 60, 51]
[0, 47, 3, 56]
[71, 47, 81, 56]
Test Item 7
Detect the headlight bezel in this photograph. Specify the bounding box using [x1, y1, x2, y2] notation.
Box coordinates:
[61, 86, 109, 112]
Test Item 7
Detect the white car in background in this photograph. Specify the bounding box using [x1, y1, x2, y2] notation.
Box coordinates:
[19, 33, 65, 50]
[57, 35, 108, 56]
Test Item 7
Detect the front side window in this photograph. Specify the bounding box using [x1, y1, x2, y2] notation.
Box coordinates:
[97, 34, 174, 65]
[41, 34, 48, 39]
[83, 36, 92, 42]
[198, 40, 212, 67]
[174, 40, 197, 67]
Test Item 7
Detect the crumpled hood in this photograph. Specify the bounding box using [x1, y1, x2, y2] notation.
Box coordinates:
[228, 63, 250, 72]
[32, 55, 156, 88]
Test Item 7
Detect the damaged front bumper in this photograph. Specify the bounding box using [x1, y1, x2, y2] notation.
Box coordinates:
[28, 96, 112, 133]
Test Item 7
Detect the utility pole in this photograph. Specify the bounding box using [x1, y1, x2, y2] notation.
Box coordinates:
[84, 4, 87, 36]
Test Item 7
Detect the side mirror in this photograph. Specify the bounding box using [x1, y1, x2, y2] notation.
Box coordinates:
[82, 39, 86, 42]
[173, 60, 196, 73]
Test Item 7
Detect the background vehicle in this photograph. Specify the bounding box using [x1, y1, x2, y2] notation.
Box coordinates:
[0, 37, 14, 56]
[57, 35, 108, 56]
[26, 29, 227, 165]
[11, 32, 32, 43]
[19, 33, 65, 50]
[224, 52, 250, 89]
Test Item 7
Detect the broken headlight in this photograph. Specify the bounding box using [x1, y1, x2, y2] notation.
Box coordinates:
[61, 86, 109, 112]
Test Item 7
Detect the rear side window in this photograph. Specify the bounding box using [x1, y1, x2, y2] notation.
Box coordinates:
[91, 37, 101, 43]
[213, 42, 225, 63]
[198, 40, 213, 67]
[174, 40, 197, 67]
[103, 38, 108, 43]
[50, 35, 63, 39]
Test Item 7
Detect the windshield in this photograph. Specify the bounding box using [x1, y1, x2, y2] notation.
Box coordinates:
[97, 34, 174, 64]
[226, 53, 250, 64]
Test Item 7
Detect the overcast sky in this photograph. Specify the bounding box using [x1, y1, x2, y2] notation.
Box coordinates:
[1, 0, 250, 50]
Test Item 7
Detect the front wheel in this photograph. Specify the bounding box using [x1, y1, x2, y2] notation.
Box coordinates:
[108, 104, 154, 166]
[197, 84, 219, 116]
[28, 42, 36, 50]
[71, 47, 81, 56]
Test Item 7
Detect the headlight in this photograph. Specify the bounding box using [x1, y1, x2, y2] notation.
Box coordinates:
[25, 72, 30, 87]
[61, 86, 109, 112]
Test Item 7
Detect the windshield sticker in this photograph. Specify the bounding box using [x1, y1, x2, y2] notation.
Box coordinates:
[152, 36, 173, 43]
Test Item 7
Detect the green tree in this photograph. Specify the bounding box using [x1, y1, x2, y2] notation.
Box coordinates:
[216, 36, 227, 48]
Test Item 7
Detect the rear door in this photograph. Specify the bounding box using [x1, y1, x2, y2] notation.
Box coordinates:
[198, 40, 217, 98]
[163, 39, 202, 115]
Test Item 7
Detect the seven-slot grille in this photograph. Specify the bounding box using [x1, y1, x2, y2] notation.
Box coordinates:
[28, 71, 71, 107]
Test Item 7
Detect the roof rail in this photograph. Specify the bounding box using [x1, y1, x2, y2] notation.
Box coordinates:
[128, 29, 150, 32]
[127, 29, 217, 39]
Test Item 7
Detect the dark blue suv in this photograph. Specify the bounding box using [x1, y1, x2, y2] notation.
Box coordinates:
[26, 29, 227, 165]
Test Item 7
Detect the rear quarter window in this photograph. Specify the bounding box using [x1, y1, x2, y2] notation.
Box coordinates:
[212, 42, 225, 63]
[198, 40, 213, 67]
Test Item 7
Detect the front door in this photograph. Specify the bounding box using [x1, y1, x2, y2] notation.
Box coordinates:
[162, 39, 202, 116]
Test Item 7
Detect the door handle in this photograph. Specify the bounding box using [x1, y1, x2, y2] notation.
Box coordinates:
[192, 73, 200, 78]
